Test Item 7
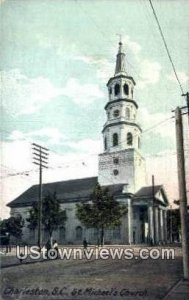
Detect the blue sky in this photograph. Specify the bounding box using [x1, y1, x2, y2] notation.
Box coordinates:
[0, 0, 189, 217]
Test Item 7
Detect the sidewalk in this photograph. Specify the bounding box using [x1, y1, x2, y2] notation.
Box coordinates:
[163, 279, 189, 300]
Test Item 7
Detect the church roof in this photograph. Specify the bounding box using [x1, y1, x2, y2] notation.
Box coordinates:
[7, 176, 125, 208]
[134, 185, 162, 197]
[134, 185, 169, 205]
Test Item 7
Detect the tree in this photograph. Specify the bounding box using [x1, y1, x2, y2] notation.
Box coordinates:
[0, 215, 24, 240]
[76, 183, 127, 245]
[27, 192, 67, 241]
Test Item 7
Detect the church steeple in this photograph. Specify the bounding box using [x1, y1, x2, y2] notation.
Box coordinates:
[98, 42, 146, 192]
[115, 41, 127, 76]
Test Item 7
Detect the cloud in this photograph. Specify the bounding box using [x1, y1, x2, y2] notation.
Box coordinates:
[66, 138, 102, 154]
[61, 78, 104, 105]
[8, 128, 65, 145]
[1, 140, 33, 172]
[166, 71, 189, 84]
[0, 137, 99, 219]
[121, 35, 142, 56]
[75, 55, 114, 82]
[139, 108, 175, 140]
[146, 150, 178, 206]
[1, 70, 104, 117]
[137, 60, 162, 89]
[1, 69, 62, 115]
[74, 35, 142, 82]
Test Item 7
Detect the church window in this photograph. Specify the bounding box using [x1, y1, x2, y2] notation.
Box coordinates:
[104, 137, 107, 150]
[113, 157, 119, 164]
[113, 169, 119, 176]
[126, 107, 130, 119]
[127, 132, 133, 145]
[113, 109, 119, 118]
[109, 87, 112, 94]
[59, 226, 66, 241]
[112, 133, 118, 146]
[76, 226, 83, 240]
[123, 83, 129, 95]
[114, 84, 120, 96]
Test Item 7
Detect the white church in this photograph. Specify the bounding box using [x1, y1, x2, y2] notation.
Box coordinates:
[7, 42, 169, 245]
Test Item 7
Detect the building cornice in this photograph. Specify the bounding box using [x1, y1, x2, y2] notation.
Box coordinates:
[102, 121, 142, 133]
[104, 98, 138, 110]
[107, 75, 136, 86]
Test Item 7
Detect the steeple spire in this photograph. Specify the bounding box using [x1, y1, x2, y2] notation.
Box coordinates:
[114, 41, 126, 76]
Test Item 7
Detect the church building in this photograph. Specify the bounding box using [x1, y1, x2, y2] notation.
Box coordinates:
[7, 42, 169, 245]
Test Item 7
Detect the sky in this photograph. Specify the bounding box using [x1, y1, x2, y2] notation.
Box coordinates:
[0, 0, 189, 219]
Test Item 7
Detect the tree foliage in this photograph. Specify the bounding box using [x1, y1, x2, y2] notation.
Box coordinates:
[27, 192, 67, 239]
[0, 215, 24, 239]
[76, 183, 127, 244]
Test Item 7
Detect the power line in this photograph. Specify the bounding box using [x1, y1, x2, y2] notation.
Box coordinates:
[148, 0, 184, 95]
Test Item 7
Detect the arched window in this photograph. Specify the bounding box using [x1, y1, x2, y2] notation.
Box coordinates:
[76, 226, 83, 240]
[112, 133, 118, 147]
[124, 83, 129, 95]
[59, 226, 66, 242]
[114, 84, 120, 96]
[104, 137, 107, 150]
[126, 107, 130, 119]
[127, 132, 133, 145]
[109, 87, 112, 95]
[113, 109, 119, 118]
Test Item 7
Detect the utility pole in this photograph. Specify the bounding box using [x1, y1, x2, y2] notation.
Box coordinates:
[182, 92, 189, 123]
[152, 175, 156, 245]
[32, 143, 49, 249]
[170, 205, 173, 243]
[175, 107, 189, 279]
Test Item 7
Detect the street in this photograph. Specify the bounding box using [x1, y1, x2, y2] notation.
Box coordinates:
[0, 246, 185, 300]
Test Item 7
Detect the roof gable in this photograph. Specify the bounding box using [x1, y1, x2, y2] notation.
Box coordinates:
[134, 185, 169, 206]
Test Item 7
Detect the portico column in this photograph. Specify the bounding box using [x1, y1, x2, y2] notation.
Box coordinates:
[148, 205, 154, 244]
[155, 207, 159, 243]
[128, 198, 133, 244]
[160, 209, 164, 242]
[163, 210, 168, 243]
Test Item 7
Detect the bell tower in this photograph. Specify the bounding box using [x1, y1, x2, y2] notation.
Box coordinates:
[98, 42, 146, 193]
